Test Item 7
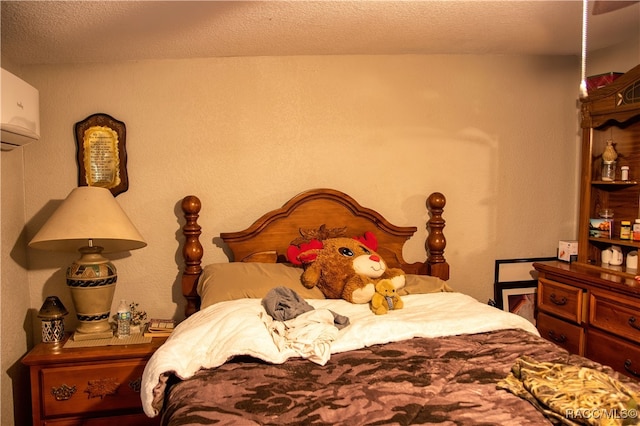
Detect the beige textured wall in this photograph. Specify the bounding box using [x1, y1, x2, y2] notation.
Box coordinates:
[22, 55, 579, 323]
[1, 148, 33, 426]
[3, 49, 637, 423]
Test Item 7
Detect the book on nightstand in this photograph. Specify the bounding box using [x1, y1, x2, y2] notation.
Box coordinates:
[143, 319, 176, 337]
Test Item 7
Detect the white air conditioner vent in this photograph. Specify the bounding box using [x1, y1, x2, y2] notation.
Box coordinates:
[1, 68, 40, 151]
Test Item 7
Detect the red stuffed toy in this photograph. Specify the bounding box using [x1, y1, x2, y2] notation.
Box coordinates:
[287, 231, 405, 304]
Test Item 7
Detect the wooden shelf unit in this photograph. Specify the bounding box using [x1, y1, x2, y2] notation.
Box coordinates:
[578, 63, 640, 274]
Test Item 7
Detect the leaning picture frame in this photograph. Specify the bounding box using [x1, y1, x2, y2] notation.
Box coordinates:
[493, 257, 556, 325]
[499, 282, 538, 325]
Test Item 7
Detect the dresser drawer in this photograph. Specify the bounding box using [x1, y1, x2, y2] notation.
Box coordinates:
[537, 312, 584, 355]
[43, 413, 158, 426]
[586, 329, 640, 380]
[537, 278, 586, 324]
[40, 359, 146, 418]
[589, 290, 640, 343]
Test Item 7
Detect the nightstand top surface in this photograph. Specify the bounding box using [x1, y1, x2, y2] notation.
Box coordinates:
[22, 334, 167, 365]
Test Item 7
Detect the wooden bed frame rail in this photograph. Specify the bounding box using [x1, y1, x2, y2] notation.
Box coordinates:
[179, 189, 449, 317]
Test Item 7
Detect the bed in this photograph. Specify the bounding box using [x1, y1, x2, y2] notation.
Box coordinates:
[141, 188, 640, 425]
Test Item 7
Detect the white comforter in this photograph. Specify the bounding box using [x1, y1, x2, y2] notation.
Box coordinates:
[141, 292, 539, 417]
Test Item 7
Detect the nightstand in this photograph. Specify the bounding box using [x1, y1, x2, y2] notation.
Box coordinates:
[22, 335, 166, 425]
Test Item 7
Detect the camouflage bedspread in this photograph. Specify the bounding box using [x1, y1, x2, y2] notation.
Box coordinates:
[159, 328, 639, 425]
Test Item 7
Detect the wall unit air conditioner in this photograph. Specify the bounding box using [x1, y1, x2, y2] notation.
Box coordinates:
[1, 68, 40, 150]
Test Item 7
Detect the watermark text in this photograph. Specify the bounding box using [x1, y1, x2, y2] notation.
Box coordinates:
[565, 408, 638, 420]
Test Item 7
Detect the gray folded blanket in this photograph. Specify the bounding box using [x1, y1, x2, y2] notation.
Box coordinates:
[261, 287, 350, 329]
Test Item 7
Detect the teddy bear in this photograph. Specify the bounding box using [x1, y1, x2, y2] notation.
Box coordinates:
[287, 230, 405, 304]
[370, 279, 404, 315]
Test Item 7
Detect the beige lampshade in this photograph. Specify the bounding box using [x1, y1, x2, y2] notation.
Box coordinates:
[29, 186, 146, 253]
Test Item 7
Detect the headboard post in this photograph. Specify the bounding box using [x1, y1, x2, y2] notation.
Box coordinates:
[426, 192, 450, 280]
[181, 195, 203, 317]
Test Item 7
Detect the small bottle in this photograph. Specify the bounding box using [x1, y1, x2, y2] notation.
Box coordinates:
[633, 219, 640, 241]
[116, 300, 131, 338]
[621, 221, 632, 240]
[621, 166, 630, 181]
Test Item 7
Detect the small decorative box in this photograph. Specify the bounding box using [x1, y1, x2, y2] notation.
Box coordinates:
[586, 72, 623, 92]
[558, 240, 578, 262]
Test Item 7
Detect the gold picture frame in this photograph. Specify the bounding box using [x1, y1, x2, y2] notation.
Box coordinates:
[74, 113, 128, 196]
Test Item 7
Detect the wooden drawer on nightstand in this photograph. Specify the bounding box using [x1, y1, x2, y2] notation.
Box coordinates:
[586, 329, 640, 380]
[589, 290, 640, 343]
[40, 360, 146, 418]
[537, 312, 585, 355]
[23, 336, 166, 425]
[42, 412, 157, 426]
[537, 278, 586, 324]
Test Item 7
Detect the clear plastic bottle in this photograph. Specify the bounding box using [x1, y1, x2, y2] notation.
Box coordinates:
[116, 300, 131, 338]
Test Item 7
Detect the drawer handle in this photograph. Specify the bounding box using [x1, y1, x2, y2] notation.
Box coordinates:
[547, 330, 567, 343]
[129, 378, 142, 393]
[549, 293, 567, 306]
[624, 359, 640, 378]
[629, 316, 640, 331]
[51, 384, 77, 401]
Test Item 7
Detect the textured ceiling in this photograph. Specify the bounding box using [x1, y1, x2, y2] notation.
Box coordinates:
[1, 1, 639, 66]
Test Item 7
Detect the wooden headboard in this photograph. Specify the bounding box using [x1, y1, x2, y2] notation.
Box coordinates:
[180, 188, 449, 317]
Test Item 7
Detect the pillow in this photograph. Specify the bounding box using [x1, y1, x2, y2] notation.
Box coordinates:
[398, 274, 454, 295]
[197, 262, 325, 309]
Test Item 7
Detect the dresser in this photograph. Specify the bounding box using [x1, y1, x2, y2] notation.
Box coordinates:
[22, 336, 166, 425]
[533, 64, 640, 379]
[534, 260, 640, 380]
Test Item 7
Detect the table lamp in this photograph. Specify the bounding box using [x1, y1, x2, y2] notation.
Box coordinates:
[29, 186, 146, 341]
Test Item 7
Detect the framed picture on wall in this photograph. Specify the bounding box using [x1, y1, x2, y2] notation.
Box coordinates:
[493, 257, 556, 325]
[74, 113, 129, 196]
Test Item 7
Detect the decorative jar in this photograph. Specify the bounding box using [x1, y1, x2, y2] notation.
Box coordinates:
[38, 296, 68, 343]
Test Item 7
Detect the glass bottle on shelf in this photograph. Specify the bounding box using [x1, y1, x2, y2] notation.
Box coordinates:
[601, 140, 618, 181]
[599, 208, 614, 219]
[602, 161, 616, 181]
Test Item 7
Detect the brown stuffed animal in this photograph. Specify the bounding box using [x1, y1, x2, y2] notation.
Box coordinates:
[287, 231, 405, 304]
[370, 279, 404, 315]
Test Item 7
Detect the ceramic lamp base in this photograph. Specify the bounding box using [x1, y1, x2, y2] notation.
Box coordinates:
[67, 245, 117, 339]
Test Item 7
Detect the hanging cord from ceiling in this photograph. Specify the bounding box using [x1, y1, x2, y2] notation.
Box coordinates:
[579, 0, 589, 99]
